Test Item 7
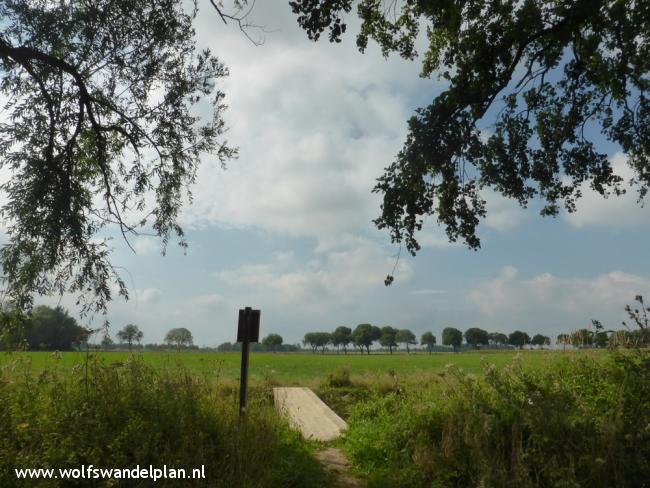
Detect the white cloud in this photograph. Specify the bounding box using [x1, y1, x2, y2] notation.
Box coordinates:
[409, 289, 447, 296]
[175, 10, 435, 249]
[564, 152, 650, 228]
[483, 190, 528, 232]
[133, 236, 160, 256]
[467, 266, 650, 334]
[188, 293, 225, 309]
[135, 288, 163, 304]
[214, 238, 413, 308]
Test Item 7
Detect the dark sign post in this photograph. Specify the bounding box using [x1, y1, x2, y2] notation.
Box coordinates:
[237, 307, 260, 419]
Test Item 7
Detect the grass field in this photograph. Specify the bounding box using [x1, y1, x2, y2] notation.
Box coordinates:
[0, 349, 600, 386]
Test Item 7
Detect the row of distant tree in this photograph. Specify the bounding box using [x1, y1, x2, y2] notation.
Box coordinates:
[4, 303, 646, 353]
[300, 325, 552, 354]
[0, 305, 201, 352]
[300, 324, 649, 354]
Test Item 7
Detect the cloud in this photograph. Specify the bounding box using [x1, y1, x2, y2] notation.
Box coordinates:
[175, 10, 436, 249]
[409, 289, 447, 296]
[133, 236, 160, 256]
[214, 238, 413, 308]
[135, 288, 163, 304]
[564, 152, 650, 229]
[467, 266, 650, 334]
[187, 293, 225, 309]
[483, 190, 528, 232]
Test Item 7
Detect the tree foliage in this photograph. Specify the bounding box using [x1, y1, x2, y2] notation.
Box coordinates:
[352, 323, 380, 354]
[531, 333, 551, 347]
[303, 331, 331, 354]
[379, 325, 398, 354]
[464, 327, 489, 349]
[488, 332, 508, 345]
[164, 327, 194, 351]
[331, 326, 353, 354]
[291, 0, 650, 274]
[116, 323, 142, 350]
[262, 333, 283, 352]
[442, 326, 462, 352]
[508, 330, 531, 349]
[19, 305, 87, 350]
[0, 0, 241, 316]
[395, 328, 416, 354]
[420, 331, 436, 353]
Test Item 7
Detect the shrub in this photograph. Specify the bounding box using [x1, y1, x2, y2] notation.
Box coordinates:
[324, 366, 352, 388]
[344, 351, 650, 488]
[0, 354, 327, 487]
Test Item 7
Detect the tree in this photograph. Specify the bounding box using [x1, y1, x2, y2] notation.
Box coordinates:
[395, 329, 416, 354]
[379, 326, 398, 354]
[24, 305, 88, 350]
[262, 333, 283, 353]
[531, 334, 551, 348]
[352, 323, 378, 355]
[0, 1, 254, 315]
[508, 330, 531, 349]
[570, 329, 593, 348]
[306, 332, 331, 354]
[420, 332, 436, 354]
[100, 334, 114, 351]
[488, 332, 508, 346]
[442, 327, 462, 352]
[291, 2, 650, 281]
[303, 332, 318, 353]
[331, 326, 352, 354]
[557, 333, 570, 349]
[464, 328, 489, 349]
[164, 327, 194, 351]
[117, 324, 143, 350]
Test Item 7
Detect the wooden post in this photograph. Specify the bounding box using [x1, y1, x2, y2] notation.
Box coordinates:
[237, 307, 260, 419]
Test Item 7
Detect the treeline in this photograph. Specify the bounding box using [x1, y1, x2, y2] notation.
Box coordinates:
[301, 325, 552, 354]
[302, 325, 436, 354]
[0, 306, 89, 351]
[0, 306, 205, 352]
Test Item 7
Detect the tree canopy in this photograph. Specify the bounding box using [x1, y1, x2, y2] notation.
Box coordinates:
[442, 327, 462, 352]
[116, 323, 143, 350]
[164, 327, 194, 351]
[352, 323, 380, 354]
[21, 305, 87, 350]
[379, 325, 398, 354]
[464, 327, 489, 349]
[508, 330, 531, 349]
[331, 326, 353, 353]
[291, 0, 650, 279]
[395, 328, 416, 354]
[420, 331, 436, 353]
[0, 1, 247, 316]
[262, 333, 283, 352]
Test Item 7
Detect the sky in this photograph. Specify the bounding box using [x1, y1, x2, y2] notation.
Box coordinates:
[35, 3, 650, 346]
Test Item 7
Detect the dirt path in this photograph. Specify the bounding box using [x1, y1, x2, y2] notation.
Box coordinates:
[273, 387, 364, 487]
[315, 447, 365, 488]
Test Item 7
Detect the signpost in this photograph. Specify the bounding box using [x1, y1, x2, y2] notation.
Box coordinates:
[237, 306, 260, 419]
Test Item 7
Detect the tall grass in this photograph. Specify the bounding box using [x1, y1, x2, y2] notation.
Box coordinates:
[0, 353, 328, 487]
[344, 351, 650, 488]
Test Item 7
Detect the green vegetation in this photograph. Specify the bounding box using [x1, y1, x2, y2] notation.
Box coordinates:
[342, 350, 650, 488]
[0, 354, 327, 487]
[2, 349, 566, 386]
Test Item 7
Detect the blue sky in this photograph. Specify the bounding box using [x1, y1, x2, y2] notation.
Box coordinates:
[39, 4, 650, 346]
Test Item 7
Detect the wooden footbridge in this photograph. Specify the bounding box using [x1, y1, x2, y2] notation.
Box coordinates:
[273, 387, 347, 442]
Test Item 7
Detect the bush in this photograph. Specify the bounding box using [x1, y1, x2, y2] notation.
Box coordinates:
[344, 351, 650, 488]
[323, 366, 352, 388]
[0, 354, 327, 487]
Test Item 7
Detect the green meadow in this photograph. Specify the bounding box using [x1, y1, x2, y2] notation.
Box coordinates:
[2, 348, 598, 385]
